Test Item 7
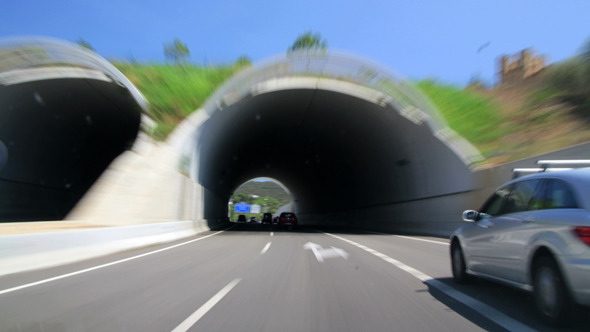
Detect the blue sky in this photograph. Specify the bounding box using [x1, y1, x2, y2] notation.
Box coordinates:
[1, 0, 589, 86]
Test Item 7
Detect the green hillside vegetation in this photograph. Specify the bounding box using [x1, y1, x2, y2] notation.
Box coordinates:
[415, 80, 506, 146]
[114, 62, 248, 139]
[543, 53, 590, 121]
[419, 80, 590, 164]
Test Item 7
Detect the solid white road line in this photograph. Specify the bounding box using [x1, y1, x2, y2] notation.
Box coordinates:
[323, 232, 535, 332]
[394, 235, 449, 246]
[260, 242, 272, 254]
[171, 278, 241, 332]
[364, 231, 448, 245]
[0, 230, 227, 296]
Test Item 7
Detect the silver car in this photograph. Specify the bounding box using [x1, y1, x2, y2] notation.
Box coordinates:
[450, 168, 590, 325]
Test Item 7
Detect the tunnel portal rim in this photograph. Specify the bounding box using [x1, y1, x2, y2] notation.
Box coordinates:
[0, 35, 148, 112]
[172, 50, 482, 167]
[231, 177, 292, 197]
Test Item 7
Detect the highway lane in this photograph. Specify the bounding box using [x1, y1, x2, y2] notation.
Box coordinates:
[1, 223, 588, 331]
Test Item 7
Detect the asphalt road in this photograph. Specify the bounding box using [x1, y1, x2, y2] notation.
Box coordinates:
[1, 223, 589, 331]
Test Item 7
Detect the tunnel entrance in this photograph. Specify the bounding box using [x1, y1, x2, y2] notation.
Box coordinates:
[0, 38, 145, 222]
[175, 52, 482, 235]
[227, 177, 293, 222]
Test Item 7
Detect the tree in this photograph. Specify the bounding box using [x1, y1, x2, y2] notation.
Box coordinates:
[76, 38, 95, 52]
[581, 38, 590, 63]
[543, 38, 590, 120]
[164, 38, 190, 65]
[287, 31, 327, 54]
[231, 193, 250, 204]
[235, 55, 252, 68]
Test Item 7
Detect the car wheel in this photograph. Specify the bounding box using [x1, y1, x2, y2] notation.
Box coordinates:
[533, 256, 572, 326]
[451, 242, 470, 284]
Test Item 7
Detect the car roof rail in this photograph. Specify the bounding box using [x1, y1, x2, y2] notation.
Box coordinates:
[536, 159, 590, 170]
[511, 160, 590, 179]
[512, 168, 572, 179]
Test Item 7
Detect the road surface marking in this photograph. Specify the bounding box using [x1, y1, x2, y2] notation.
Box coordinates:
[260, 242, 272, 254]
[303, 242, 349, 263]
[172, 278, 241, 332]
[393, 235, 448, 246]
[270, 232, 274, 236]
[0, 230, 227, 296]
[323, 232, 535, 332]
[365, 231, 448, 245]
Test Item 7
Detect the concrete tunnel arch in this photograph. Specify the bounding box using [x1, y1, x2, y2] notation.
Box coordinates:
[170, 52, 483, 235]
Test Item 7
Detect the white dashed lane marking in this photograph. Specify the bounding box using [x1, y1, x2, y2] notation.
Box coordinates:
[260, 242, 272, 254]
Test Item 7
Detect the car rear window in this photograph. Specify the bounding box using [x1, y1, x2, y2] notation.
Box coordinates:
[544, 179, 579, 209]
[282, 213, 295, 218]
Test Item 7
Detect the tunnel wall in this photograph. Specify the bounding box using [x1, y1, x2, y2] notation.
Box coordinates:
[67, 137, 197, 225]
[299, 191, 476, 236]
[297, 142, 590, 236]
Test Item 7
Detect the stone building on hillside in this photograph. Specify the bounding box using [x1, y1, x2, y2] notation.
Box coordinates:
[498, 48, 547, 86]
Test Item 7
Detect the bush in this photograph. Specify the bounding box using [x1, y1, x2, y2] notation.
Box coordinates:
[114, 62, 242, 139]
[543, 41, 590, 121]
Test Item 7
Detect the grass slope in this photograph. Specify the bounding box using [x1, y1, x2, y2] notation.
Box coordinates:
[416, 80, 505, 146]
[114, 62, 244, 139]
[417, 80, 590, 164]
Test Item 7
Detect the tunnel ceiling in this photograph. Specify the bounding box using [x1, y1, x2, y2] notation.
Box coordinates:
[179, 53, 483, 221]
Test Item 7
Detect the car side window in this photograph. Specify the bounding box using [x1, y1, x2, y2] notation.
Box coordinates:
[545, 179, 578, 209]
[480, 185, 512, 218]
[528, 180, 547, 211]
[502, 179, 541, 214]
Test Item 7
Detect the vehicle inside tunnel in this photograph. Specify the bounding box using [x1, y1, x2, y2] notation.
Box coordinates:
[0, 38, 144, 222]
[185, 54, 483, 234]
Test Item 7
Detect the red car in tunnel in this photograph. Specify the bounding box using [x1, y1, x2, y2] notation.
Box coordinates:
[278, 212, 297, 226]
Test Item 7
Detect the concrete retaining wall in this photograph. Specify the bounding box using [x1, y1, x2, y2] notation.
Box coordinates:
[0, 220, 208, 276]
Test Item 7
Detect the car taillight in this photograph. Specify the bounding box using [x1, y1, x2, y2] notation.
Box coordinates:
[573, 227, 590, 246]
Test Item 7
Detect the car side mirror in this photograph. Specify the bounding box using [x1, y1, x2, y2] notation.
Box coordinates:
[462, 210, 479, 222]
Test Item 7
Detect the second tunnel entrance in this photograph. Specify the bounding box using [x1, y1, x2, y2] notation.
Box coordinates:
[176, 53, 482, 235]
